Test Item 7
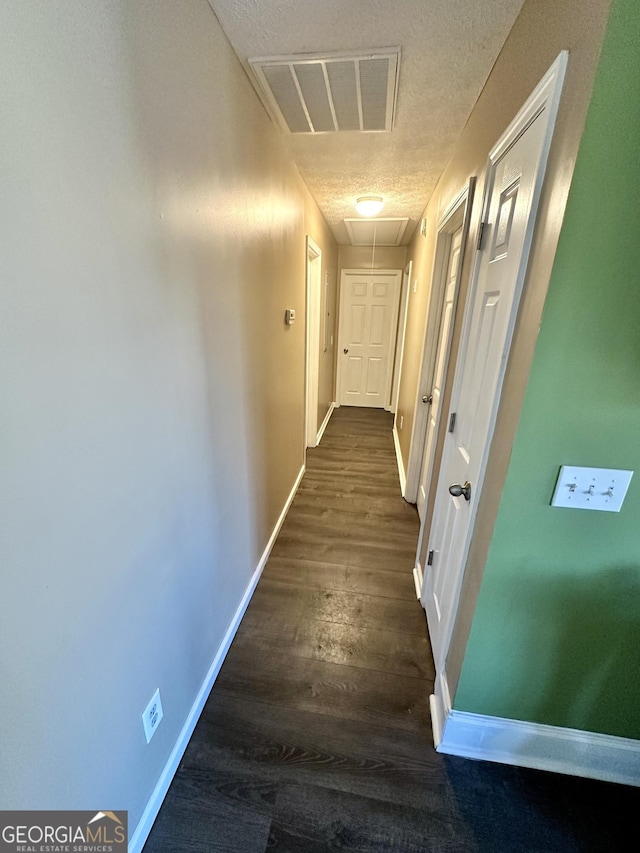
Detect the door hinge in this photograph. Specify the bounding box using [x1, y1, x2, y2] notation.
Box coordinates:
[427, 549, 434, 566]
[477, 221, 488, 250]
[448, 412, 457, 433]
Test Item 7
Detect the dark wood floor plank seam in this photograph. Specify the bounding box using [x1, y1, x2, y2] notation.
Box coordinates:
[243, 608, 429, 645]
[207, 688, 436, 746]
[219, 644, 434, 693]
[232, 633, 434, 683]
[252, 579, 428, 628]
[261, 575, 419, 603]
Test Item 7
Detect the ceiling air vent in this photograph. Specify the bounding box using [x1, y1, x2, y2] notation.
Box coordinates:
[249, 48, 400, 133]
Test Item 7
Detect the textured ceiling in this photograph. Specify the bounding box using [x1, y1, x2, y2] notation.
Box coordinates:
[207, 0, 526, 244]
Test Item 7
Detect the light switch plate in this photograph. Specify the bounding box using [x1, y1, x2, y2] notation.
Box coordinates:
[551, 466, 633, 512]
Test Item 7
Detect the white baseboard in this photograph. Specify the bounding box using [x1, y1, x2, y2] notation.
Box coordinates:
[128, 463, 306, 853]
[316, 402, 335, 445]
[437, 706, 640, 788]
[430, 694, 444, 748]
[392, 425, 407, 497]
[412, 564, 423, 600]
[430, 668, 452, 748]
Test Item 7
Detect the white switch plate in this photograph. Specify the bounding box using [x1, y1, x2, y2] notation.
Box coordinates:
[551, 466, 633, 512]
[142, 688, 164, 743]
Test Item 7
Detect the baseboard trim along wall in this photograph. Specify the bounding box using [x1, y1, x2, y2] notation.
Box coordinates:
[412, 564, 422, 599]
[436, 705, 640, 788]
[128, 463, 306, 853]
[392, 425, 407, 497]
[316, 402, 335, 445]
[429, 668, 452, 749]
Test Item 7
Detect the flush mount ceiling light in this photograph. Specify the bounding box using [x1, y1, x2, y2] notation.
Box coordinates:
[355, 196, 384, 217]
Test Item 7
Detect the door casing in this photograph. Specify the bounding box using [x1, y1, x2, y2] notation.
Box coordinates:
[389, 260, 412, 414]
[305, 237, 322, 448]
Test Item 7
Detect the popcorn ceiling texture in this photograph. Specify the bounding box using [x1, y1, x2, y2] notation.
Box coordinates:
[207, 0, 526, 244]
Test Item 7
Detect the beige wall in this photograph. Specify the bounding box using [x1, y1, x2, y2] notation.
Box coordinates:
[338, 245, 407, 273]
[396, 0, 611, 690]
[0, 0, 336, 832]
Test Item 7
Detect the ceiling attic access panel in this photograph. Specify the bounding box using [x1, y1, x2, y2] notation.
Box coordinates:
[344, 218, 409, 246]
[249, 49, 401, 133]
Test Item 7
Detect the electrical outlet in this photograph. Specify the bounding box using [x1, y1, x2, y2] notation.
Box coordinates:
[142, 688, 164, 743]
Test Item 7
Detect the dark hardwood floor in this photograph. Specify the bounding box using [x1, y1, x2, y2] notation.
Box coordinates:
[144, 407, 638, 852]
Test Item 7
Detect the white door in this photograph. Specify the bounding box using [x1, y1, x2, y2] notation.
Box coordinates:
[421, 54, 567, 667]
[417, 226, 462, 520]
[337, 270, 400, 408]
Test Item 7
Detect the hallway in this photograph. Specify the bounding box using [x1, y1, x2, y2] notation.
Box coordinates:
[143, 408, 638, 852]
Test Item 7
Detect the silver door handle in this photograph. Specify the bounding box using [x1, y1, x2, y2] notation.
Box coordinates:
[422, 394, 433, 404]
[449, 481, 471, 501]
[344, 348, 349, 354]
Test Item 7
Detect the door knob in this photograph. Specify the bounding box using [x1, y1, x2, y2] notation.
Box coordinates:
[422, 394, 433, 404]
[344, 348, 349, 354]
[449, 481, 471, 501]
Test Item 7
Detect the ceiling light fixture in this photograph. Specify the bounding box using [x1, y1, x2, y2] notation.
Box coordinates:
[355, 196, 384, 217]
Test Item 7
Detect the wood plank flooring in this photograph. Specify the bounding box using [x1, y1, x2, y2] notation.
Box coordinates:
[144, 406, 639, 852]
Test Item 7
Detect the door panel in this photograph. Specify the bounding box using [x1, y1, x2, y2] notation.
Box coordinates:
[346, 357, 363, 394]
[370, 304, 387, 345]
[349, 304, 366, 344]
[338, 271, 400, 408]
[366, 358, 382, 395]
[457, 291, 500, 462]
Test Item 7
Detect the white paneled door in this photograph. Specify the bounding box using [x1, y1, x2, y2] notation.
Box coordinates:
[421, 54, 567, 669]
[337, 270, 401, 408]
[417, 226, 463, 521]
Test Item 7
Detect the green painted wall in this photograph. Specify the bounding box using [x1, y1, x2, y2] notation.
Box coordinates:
[454, 0, 640, 739]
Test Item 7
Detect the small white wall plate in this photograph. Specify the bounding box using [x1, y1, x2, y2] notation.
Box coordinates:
[551, 466, 633, 512]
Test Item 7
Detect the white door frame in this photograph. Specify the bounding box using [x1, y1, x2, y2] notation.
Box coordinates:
[305, 236, 322, 448]
[336, 269, 402, 409]
[422, 53, 568, 725]
[405, 181, 475, 503]
[390, 260, 412, 414]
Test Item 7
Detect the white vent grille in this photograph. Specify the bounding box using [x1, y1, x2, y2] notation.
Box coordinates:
[249, 49, 400, 134]
[344, 218, 409, 246]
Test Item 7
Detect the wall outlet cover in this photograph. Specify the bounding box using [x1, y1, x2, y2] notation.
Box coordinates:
[142, 688, 164, 743]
